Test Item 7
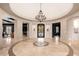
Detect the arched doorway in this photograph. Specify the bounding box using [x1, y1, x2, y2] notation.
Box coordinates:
[2, 17, 15, 38]
[22, 23, 29, 37]
[52, 22, 61, 37]
[37, 24, 45, 38]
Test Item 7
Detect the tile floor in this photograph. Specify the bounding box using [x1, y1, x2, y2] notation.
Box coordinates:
[0, 37, 79, 56]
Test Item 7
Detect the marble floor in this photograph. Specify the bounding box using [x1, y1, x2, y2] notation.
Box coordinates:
[8, 39, 73, 56]
[0, 37, 79, 56]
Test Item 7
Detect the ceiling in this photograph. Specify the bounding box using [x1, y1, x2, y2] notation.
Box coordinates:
[0, 3, 79, 21]
[9, 3, 73, 20]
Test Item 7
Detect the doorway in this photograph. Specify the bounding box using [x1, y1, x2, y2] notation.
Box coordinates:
[37, 24, 45, 38]
[3, 24, 14, 38]
[22, 23, 29, 37]
[52, 22, 61, 37]
[2, 17, 15, 38]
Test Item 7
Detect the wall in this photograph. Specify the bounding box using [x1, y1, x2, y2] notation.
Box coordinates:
[0, 10, 2, 40]
[0, 8, 24, 41]
[0, 8, 79, 41]
[0, 8, 9, 40]
[28, 22, 52, 39]
[17, 11, 79, 40]
[67, 12, 79, 40]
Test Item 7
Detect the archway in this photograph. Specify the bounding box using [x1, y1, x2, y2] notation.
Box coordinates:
[2, 17, 15, 38]
[37, 24, 45, 38]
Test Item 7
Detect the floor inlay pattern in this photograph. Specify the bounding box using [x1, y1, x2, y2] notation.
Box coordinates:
[8, 39, 73, 56]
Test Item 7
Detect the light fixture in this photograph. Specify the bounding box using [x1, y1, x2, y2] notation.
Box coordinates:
[35, 3, 46, 22]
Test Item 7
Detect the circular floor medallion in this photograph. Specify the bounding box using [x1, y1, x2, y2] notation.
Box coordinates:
[8, 39, 73, 56]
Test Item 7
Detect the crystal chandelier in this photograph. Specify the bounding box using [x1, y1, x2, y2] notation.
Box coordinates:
[35, 3, 46, 22]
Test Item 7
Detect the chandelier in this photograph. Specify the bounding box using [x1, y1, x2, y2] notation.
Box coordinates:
[35, 3, 46, 22]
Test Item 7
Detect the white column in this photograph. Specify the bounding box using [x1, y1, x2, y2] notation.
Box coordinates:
[14, 20, 17, 40]
[0, 18, 2, 40]
[61, 20, 67, 40]
[45, 24, 51, 39]
[29, 23, 32, 38]
[29, 23, 37, 39]
[14, 20, 23, 40]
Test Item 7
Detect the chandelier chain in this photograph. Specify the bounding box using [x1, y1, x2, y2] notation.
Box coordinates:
[40, 3, 42, 10]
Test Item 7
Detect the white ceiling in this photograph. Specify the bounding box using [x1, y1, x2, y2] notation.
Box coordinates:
[9, 3, 73, 20]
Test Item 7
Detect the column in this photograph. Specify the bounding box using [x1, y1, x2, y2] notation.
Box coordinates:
[0, 18, 2, 40]
[14, 20, 23, 41]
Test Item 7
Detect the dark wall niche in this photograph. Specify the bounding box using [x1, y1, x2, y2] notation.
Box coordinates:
[22, 23, 28, 36]
[52, 22, 61, 37]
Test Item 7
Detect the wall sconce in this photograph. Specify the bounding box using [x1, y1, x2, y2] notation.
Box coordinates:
[46, 25, 50, 31]
[32, 25, 36, 31]
[74, 28, 78, 33]
[33, 28, 35, 31]
[47, 28, 49, 31]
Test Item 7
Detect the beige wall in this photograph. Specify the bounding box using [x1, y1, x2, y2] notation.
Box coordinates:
[67, 12, 79, 40]
[0, 12, 2, 40]
[0, 8, 23, 41]
[0, 8, 79, 40]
